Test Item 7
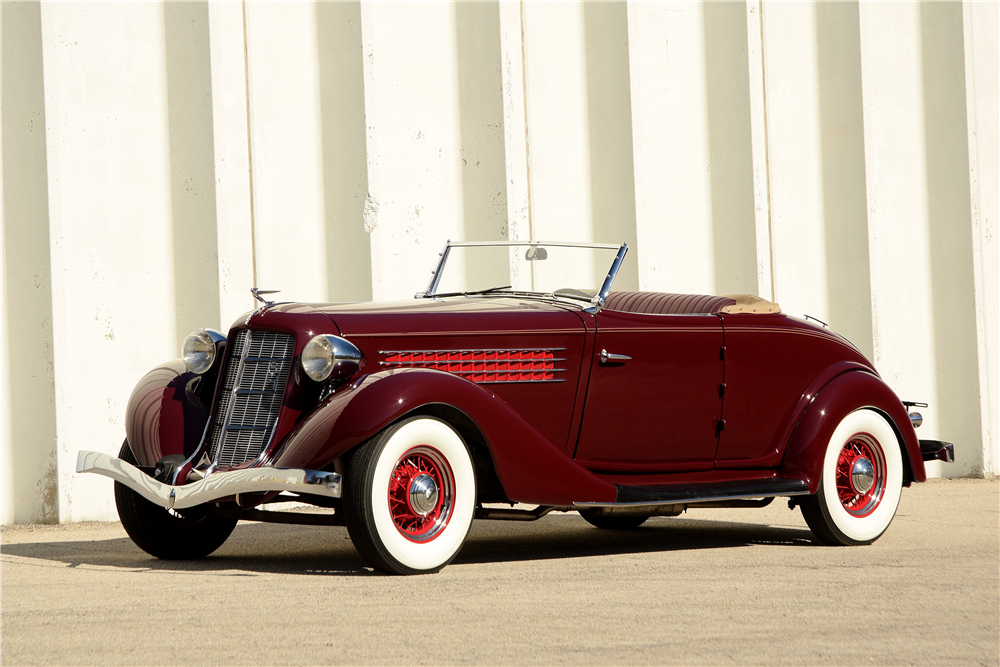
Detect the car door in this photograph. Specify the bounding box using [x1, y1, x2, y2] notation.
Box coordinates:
[573, 309, 724, 472]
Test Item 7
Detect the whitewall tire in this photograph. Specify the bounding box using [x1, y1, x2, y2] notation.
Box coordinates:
[344, 417, 476, 574]
[800, 409, 904, 545]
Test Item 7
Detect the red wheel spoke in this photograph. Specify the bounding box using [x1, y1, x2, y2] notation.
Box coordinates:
[386, 446, 455, 543]
[834, 434, 885, 518]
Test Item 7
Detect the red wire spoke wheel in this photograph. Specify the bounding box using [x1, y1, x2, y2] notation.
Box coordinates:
[387, 447, 455, 542]
[344, 417, 476, 575]
[834, 435, 886, 518]
[800, 409, 903, 546]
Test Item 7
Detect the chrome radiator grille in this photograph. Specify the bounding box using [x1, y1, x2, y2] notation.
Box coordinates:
[208, 329, 295, 469]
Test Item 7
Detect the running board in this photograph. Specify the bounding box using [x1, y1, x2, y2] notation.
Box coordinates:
[575, 478, 810, 508]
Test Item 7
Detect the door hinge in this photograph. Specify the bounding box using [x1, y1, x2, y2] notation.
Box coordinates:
[718, 382, 726, 398]
[716, 419, 726, 435]
[719, 346, 727, 360]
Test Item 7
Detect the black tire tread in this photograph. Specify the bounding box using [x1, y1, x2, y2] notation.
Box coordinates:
[342, 431, 416, 575]
[799, 483, 870, 546]
[115, 441, 237, 560]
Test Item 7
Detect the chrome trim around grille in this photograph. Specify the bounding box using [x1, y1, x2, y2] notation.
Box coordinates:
[208, 329, 295, 469]
[77, 450, 340, 510]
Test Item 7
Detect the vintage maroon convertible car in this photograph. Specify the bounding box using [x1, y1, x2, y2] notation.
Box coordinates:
[78, 241, 953, 574]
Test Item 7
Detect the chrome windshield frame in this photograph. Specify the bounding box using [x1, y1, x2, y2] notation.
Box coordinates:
[417, 240, 628, 305]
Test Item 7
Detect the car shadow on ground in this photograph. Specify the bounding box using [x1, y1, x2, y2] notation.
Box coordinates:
[457, 515, 817, 566]
[1, 514, 816, 577]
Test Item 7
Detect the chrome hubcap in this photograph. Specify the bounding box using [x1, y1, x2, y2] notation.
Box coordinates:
[851, 457, 875, 494]
[408, 474, 439, 516]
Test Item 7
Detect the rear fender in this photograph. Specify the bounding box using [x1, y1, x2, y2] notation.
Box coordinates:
[270, 368, 617, 505]
[124, 360, 212, 467]
[779, 369, 925, 492]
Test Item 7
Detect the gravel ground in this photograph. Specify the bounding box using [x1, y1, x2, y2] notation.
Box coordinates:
[2, 478, 997, 666]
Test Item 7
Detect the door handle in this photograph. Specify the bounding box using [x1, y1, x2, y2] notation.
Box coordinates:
[599, 349, 631, 365]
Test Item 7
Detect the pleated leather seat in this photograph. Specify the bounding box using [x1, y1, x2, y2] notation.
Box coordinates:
[603, 291, 738, 315]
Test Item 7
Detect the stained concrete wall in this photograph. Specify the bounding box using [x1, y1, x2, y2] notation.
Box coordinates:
[1, 0, 996, 523]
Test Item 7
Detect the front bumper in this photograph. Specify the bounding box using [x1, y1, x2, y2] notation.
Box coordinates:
[76, 450, 341, 510]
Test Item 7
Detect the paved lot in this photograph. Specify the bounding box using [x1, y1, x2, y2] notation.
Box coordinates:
[2, 478, 997, 666]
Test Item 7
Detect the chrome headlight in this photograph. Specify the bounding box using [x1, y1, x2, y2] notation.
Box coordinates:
[182, 329, 225, 374]
[301, 334, 363, 382]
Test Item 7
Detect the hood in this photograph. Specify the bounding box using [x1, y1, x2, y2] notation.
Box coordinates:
[302, 296, 588, 337]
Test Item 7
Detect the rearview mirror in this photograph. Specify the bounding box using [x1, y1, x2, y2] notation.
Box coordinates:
[525, 246, 548, 261]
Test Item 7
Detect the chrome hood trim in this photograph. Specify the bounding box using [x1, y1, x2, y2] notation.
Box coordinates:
[76, 450, 341, 510]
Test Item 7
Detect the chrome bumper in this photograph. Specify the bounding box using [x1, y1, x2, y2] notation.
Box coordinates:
[76, 450, 341, 510]
[919, 439, 955, 463]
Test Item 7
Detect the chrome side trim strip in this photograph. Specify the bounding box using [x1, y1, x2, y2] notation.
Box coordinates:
[76, 450, 341, 510]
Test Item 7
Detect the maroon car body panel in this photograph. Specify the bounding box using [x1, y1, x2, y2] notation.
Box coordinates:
[270, 368, 618, 505]
[716, 314, 875, 467]
[319, 297, 590, 454]
[122, 289, 926, 507]
[574, 311, 724, 472]
[124, 360, 208, 467]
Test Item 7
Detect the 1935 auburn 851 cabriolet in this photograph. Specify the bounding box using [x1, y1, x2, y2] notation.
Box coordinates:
[78, 241, 953, 574]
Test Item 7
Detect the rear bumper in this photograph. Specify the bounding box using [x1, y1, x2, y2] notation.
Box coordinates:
[76, 450, 341, 510]
[919, 440, 955, 463]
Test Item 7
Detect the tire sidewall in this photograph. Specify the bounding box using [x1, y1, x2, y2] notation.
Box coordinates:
[819, 409, 903, 543]
[368, 417, 476, 572]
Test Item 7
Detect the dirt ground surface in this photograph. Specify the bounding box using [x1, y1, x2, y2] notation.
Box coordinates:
[2, 478, 997, 666]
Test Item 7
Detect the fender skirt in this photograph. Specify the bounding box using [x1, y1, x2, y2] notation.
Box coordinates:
[780, 369, 926, 493]
[270, 368, 618, 506]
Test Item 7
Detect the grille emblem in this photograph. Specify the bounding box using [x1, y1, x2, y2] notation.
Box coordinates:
[266, 361, 281, 387]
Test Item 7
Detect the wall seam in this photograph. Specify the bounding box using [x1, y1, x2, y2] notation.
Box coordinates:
[519, 0, 533, 244]
[241, 0, 258, 287]
[759, 2, 775, 301]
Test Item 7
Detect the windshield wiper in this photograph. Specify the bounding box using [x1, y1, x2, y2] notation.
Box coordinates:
[431, 285, 513, 298]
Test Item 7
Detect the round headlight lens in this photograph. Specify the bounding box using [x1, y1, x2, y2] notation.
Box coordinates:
[182, 330, 218, 374]
[301, 334, 363, 382]
[302, 335, 335, 382]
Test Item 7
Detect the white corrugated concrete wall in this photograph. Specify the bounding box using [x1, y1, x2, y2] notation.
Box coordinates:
[1, 1, 996, 523]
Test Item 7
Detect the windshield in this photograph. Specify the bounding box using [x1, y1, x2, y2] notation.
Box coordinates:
[422, 241, 626, 303]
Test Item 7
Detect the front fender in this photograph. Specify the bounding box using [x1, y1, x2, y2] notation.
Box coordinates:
[124, 360, 211, 467]
[779, 369, 926, 492]
[271, 368, 618, 505]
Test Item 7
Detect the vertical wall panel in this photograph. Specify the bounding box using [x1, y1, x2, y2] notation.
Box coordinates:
[521, 2, 591, 246]
[628, 2, 716, 294]
[498, 1, 530, 246]
[455, 1, 509, 288]
[208, 1, 256, 326]
[40, 2, 179, 521]
[761, 2, 829, 321]
[746, 1, 774, 301]
[360, 2, 465, 300]
[1, 0, 59, 524]
[815, 1, 874, 360]
[583, 2, 638, 290]
[919, 2, 982, 477]
[857, 2, 980, 475]
[964, 0, 999, 475]
[702, 1, 758, 296]
[244, 3, 328, 302]
[165, 1, 222, 341]
[316, 1, 372, 303]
